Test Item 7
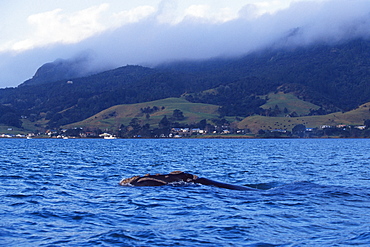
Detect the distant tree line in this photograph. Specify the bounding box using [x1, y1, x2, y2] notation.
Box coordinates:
[0, 105, 22, 128]
[258, 120, 370, 138]
[140, 106, 164, 114]
[186, 77, 275, 117]
[111, 109, 222, 138]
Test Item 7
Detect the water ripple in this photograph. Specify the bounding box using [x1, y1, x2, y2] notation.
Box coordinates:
[1, 139, 370, 246]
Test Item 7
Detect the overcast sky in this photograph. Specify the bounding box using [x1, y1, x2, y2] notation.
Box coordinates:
[0, 0, 369, 88]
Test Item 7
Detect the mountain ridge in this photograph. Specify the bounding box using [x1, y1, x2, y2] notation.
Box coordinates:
[1, 38, 370, 132]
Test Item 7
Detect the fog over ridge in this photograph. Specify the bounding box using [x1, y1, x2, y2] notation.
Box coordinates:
[1, 0, 370, 88]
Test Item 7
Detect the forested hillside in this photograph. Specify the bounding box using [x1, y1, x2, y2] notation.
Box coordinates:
[162, 39, 370, 112]
[1, 38, 370, 130]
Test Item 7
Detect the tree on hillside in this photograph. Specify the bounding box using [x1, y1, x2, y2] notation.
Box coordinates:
[64, 128, 83, 137]
[129, 118, 141, 130]
[364, 119, 370, 129]
[198, 119, 207, 129]
[0, 105, 22, 128]
[292, 124, 306, 137]
[172, 109, 185, 120]
[274, 105, 281, 116]
[159, 115, 170, 128]
[0, 112, 22, 128]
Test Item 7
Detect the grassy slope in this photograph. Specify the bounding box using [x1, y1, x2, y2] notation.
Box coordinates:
[238, 102, 370, 133]
[65, 94, 370, 134]
[261, 92, 320, 116]
[64, 97, 220, 130]
[3, 92, 369, 136]
[0, 119, 43, 135]
[0, 126, 23, 134]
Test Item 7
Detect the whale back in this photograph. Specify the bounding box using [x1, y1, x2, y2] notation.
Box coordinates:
[119, 171, 257, 191]
[119, 171, 197, 186]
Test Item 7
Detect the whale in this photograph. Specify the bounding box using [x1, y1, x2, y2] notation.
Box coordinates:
[119, 171, 257, 191]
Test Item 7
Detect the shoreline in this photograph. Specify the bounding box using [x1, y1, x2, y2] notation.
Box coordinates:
[2, 135, 370, 140]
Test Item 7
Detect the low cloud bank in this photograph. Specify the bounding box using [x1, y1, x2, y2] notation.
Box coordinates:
[1, 0, 370, 88]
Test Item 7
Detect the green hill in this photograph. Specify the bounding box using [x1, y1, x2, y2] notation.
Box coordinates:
[64, 98, 220, 130]
[65, 94, 370, 136]
[260, 92, 320, 117]
[238, 102, 370, 133]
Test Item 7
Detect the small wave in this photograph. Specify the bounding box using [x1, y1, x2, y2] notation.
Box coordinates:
[324, 190, 353, 198]
[10, 202, 26, 206]
[0, 175, 23, 179]
[87, 229, 141, 246]
[348, 232, 370, 243]
[30, 209, 97, 222]
[246, 243, 283, 247]
[69, 211, 96, 221]
[268, 181, 323, 191]
[31, 210, 61, 219]
[55, 191, 73, 196]
[245, 182, 285, 190]
[6, 194, 32, 198]
[262, 181, 370, 200]
[27, 200, 39, 204]
[268, 156, 286, 159]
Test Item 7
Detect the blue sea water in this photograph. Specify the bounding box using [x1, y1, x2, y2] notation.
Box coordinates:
[1, 138, 370, 246]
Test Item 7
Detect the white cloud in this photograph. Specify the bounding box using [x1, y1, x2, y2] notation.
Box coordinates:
[254, 0, 288, 12]
[112, 6, 156, 27]
[1, 1, 296, 53]
[185, 5, 210, 19]
[238, 4, 259, 20]
[183, 5, 237, 23]
[0, 0, 370, 88]
[11, 4, 109, 51]
[155, 0, 180, 24]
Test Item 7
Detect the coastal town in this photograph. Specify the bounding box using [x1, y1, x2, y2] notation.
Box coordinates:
[1, 122, 369, 139]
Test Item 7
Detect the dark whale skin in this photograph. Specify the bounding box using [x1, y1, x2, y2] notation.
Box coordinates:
[193, 177, 257, 191]
[119, 171, 257, 191]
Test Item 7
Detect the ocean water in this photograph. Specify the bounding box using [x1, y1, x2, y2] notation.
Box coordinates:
[1, 138, 370, 246]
